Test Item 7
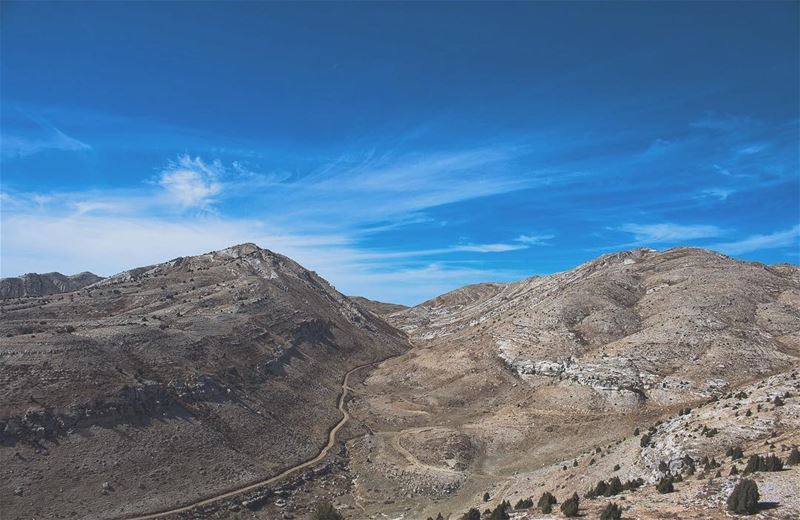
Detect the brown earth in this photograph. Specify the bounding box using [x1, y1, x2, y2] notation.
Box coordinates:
[1, 246, 798, 520]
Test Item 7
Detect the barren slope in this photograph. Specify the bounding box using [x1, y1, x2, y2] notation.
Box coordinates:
[346, 248, 800, 519]
[0, 243, 407, 520]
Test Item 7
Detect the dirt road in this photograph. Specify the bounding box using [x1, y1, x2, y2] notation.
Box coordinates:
[122, 355, 396, 520]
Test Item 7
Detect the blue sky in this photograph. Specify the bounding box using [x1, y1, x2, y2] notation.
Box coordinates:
[1, 1, 798, 304]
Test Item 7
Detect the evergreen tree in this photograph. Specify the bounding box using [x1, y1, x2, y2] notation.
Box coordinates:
[537, 491, 557, 513]
[560, 493, 579, 517]
[744, 454, 784, 474]
[514, 498, 533, 509]
[727, 479, 760, 515]
[488, 503, 508, 520]
[311, 501, 344, 520]
[656, 476, 674, 494]
[586, 480, 607, 499]
[787, 447, 800, 465]
[606, 476, 623, 497]
[461, 507, 480, 520]
[599, 502, 622, 520]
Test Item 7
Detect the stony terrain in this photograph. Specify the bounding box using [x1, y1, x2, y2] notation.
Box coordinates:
[343, 247, 800, 519]
[0, 271, 104, 299]
[1, 246, 798, 520]
[0, 243, 407, 520]
[348, 296, 408, 317]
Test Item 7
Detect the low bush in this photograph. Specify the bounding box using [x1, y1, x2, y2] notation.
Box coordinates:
[743, 454, 784, 474]
[311, 502, 343, 520]
[560, 493, 579, 517]
[727, 479, 759, 515]
[538, 491, 557, 513]
[599, 502, 622, 520]
[787, 447, 800, 465]
[656, 476, 674, 494]
[514, 498, 533, 509]
[460, 508, 480, 520]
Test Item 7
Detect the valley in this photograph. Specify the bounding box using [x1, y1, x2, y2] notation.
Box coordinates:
[1, 245, 798, 520]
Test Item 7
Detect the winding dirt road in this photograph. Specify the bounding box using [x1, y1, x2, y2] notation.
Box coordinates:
[123, 356, 395, 520]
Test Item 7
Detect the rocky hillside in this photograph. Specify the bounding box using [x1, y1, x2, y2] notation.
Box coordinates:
[0, 243, 407, 520]
[345, 248, 800, 519]
[348, 296, 408, 316]
[388, 248, 800, 406]
[0, 271, 103, 299]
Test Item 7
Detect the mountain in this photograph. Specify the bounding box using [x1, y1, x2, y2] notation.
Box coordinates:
[0, 271, 103, 299]
[349, 247, 800, 519]
[0, 243, 407, 520]
[2, 246, 798, 520]
[387, 248, 799, 405]
[348, 296, 408, 316]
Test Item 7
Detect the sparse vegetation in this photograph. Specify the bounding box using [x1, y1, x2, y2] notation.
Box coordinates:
[538, 491, 557, 513]
[560, 493, 579, 517]
[460, 507, 480, 520]
[311, 501, 344, 520]
[727, 478, 760, 515]
[788, 447, 800, 465]
[622, 478, 644, 491]
[599, 502, 622, 520]
[488, 502, 509, 520]
[743, 454, 784, 474]
[656, 476, 674, 494]
[726, 446, 744, 460]
[514, 498, 533, 509]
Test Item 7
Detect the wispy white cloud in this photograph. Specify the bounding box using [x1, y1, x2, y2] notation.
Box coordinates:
[617, 223, 723, 244]
[515, 233, 555, 245]
[158, 155, 223, 209]
[1, 121, 91, 158]
[697, 188, 735, 201]
[711, 225, 800, 255]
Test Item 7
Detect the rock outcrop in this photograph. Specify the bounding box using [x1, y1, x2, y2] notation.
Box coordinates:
[0, 271, 103, 299]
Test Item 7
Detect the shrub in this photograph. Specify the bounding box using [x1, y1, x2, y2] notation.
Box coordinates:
[727, 446, 744, 460]
[730, 465, 739, 475]
[483, 492, 490, 502]
[488, 503, 509, 520]
[787, 447, 800, 465]
[622, 478, 644, 491]
[538, 491, 557, 513]
[514, 498, 533, 509]
[606, 477, 623, 496]
[640, 432, 652, 448]
[727, 478, 760, 515]
[656, 476, 674, 494]
[586, 480, 607, 499]
[599, 502, 622, 520]
[613, 464, 620, 471]
[743, 454, 784, 474]
[560, 493, 579, 517]
[311, 501, 343, 520]
[461, 508, 480, 520]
